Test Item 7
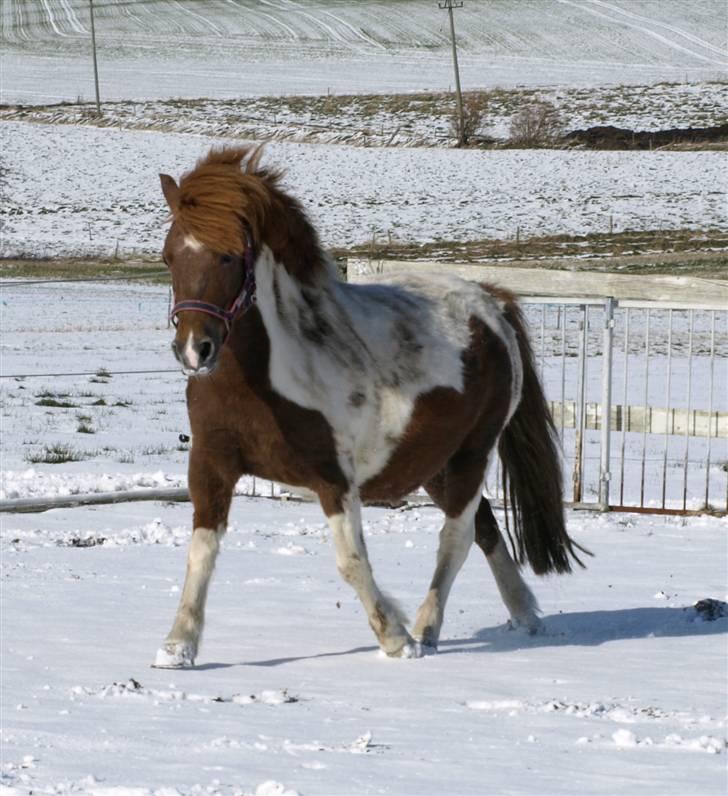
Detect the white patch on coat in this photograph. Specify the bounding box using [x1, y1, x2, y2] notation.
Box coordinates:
[182, 331, 200, 370]
[156, 524, 226, 666]
[326, 491, 411, 654]
[183, 234, 204, 252]
[413, 487, 482, 643]
[254, 246, 522, 485]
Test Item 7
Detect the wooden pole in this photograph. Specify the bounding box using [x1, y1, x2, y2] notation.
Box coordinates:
[439, 0, 465, 146]
[89, 0, 101, 115]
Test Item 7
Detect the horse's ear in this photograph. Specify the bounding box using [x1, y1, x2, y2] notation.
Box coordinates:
[159, 174, 180, 212]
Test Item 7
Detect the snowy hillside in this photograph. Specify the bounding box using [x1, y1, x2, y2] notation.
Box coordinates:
[2, 0, 726, 103]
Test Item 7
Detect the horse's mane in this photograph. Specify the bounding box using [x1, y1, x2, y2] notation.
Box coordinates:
[175, 145, 326, 283]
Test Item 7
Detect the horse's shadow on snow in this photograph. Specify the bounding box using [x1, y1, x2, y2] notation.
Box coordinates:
[198, 605, 726, 669]
[440, 605, 727, 655]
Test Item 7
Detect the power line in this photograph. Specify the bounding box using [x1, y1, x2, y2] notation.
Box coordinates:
[0, 271, 168, 288]
[0, 367, 181, 380]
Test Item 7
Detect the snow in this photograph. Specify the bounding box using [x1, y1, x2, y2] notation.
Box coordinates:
[2, 498, 727, 794]
[2, 0, 726, 104]
[1, 281, 725, 792]
[2, 121, 726, 259]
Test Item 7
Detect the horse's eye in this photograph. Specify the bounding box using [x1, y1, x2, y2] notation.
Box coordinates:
[220, 254, 235, 266]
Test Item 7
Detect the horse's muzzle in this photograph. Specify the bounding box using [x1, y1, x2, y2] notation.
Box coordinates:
[172, 333, 218, 376]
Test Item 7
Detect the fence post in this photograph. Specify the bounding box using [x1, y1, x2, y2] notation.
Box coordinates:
[598, 297, 616, 510]
[572, 305, 588, 503]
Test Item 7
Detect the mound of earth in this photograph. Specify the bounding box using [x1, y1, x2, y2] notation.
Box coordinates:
[563, 123, 728, 150]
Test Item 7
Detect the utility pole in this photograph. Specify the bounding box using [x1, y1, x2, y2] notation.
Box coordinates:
[439, 0, 464, 146]
[89, 0, 101, 115]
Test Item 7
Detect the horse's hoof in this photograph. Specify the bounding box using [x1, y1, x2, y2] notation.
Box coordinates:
[385, 640, 424, 659]
[152, 641, 196, 668]
[507, 615, 543, 636]
[419, 640, 438, 655]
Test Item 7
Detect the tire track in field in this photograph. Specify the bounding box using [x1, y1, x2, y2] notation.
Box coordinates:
[38, 0, 68, 37]
[165, 0, 224, 37]
[266, 0, 370, 54]
[557, 0, 728, 66]
[226, 0, 300, 40]
[56, 0, 86, 35]
[588, 0, 728, 59]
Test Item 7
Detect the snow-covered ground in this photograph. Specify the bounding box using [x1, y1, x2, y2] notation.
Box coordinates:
[1, 225, 726, 796]
[2, 121, 726, 259]
[2, 0, 726, 103]
[2, 496, 727, 794]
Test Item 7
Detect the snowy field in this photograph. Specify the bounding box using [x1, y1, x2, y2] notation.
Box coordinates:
[2, 0, 727, 103]
[2, 494, 727, 794]
[2, 121, 727, 259]
[1, 213, 727, 796]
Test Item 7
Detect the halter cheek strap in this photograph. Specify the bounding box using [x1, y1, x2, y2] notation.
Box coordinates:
[170, 237, 257, 343]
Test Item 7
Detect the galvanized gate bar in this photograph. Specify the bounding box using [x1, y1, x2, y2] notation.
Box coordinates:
[598, 298, 616, 510]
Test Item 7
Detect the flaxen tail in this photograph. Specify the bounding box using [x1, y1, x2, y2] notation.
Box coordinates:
[498, 299, 590, 574]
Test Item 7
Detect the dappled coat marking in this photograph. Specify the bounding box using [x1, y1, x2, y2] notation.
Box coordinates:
[154, 146, 587, 668]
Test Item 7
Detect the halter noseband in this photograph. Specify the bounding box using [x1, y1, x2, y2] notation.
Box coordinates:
[170, 236, 257, 343]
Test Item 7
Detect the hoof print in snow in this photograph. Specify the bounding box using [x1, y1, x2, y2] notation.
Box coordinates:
[58, 535, 106, 548]
[232, 689, 300, 706]
[691, 598, 728, 622]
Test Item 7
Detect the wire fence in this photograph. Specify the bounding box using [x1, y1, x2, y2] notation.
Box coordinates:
[1, 274, 726, 515]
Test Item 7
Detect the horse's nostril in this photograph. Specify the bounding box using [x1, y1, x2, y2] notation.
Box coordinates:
[198, 339, 214, 364]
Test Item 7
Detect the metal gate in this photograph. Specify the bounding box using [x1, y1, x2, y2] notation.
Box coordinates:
[486, 297, 728, 515]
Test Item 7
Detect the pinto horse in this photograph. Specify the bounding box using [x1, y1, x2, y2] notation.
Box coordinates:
[154, 146, 586, 668]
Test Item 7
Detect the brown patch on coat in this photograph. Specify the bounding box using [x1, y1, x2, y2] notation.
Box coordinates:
[473, 497, 502, 556]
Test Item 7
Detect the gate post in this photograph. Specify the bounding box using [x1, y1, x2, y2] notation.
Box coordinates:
[598, 297, 616, 510]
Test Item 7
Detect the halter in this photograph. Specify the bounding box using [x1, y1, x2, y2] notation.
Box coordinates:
[170, 236, 257, 343]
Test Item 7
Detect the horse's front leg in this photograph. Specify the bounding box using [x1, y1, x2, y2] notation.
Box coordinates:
[321, 488, 419, 658]
[154, 450, 235, 668]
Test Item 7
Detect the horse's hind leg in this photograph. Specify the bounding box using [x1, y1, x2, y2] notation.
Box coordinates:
[154, 450, 235, 668]
[474, 497, 541, 633]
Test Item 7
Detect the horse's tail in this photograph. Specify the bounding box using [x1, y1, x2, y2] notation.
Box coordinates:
[497, 296, 590, 575]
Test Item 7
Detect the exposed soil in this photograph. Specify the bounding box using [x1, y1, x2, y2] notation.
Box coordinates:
[563, 123, 728, 150]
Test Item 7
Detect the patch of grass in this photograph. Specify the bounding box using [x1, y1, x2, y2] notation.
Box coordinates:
[25, 443, 88, 464]
[113, 400, 132, 407]
[141, 444, 174, 456]
[76, 414, 95, 434]
[36, 398, 80, 408]
[0, 257, 167, 283]
[91, 398, 107, 406]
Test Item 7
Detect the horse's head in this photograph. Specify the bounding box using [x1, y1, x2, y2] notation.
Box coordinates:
[160, 146, 327, 375]
[160, 147, 269, 376]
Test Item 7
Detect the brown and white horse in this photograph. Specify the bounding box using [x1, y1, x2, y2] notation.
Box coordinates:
[154, 146, 586, 668]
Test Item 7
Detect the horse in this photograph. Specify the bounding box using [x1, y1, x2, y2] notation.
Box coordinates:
[153, 145, 587, 668]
